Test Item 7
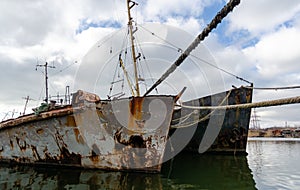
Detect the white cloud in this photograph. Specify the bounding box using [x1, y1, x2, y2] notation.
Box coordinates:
[244, 26, 300, 79]
[229, 0, 300, 34]
[165, 17, 203, 36]
[0, 0, 58, 47]
[144, 0, 205, 20]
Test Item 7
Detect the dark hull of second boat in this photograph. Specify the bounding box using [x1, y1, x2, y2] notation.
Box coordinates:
[170, 86, 253, 155]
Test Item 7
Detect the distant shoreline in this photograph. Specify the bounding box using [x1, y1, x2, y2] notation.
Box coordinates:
[248, 137, 300, 141]
[248, 128, 300, 138]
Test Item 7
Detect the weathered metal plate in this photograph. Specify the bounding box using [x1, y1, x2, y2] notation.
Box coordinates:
[0, 91, 175, 172]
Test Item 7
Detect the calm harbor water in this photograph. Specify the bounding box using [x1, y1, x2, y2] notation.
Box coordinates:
[247, 137, 300, 190]
[0, 138, 299, 189]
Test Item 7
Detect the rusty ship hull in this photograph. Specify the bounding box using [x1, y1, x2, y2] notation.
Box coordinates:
[171, 86, 253, 155]
[0, 91, 176, 172]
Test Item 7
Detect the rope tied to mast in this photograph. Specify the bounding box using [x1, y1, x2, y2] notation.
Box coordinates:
[144, 0, 241, 96]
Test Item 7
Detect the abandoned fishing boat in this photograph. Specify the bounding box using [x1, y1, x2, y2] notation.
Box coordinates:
[0, 90, 176, 172]
[0, 0, 243, 172]
[0, 0, 180, 173]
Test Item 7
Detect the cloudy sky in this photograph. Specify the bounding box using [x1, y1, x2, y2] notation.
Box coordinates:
[0, 0, 300, 128]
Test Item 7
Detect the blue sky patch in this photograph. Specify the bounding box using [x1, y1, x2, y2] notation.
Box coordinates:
[213, 25, 259, 49]
[275, 19, 294, 31]
[76, 19, 122, 34]
[201, 1, 224, 23]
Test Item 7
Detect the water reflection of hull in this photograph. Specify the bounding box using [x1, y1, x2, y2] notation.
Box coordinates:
[161, 152, 256, 189]
[0, 153, 256, 190]
[0, 154, 255, 190]
[0, 164, 163, 190]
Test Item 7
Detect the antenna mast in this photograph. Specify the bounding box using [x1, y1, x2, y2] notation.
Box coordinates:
[126, 0, 140, 96]
[36, 62, 55, 103]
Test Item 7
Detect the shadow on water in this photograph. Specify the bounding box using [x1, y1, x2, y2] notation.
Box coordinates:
[0, 153, 256, 189]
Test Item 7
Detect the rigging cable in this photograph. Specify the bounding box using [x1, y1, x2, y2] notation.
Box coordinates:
[135, 35, 159, 94]
[51, 61, 78, 76]
[109, 56, 121, 97]
[134, 37, 148, 90]
[144, 0, 242, 96]
[109, 30, 130, 97]
[138, 24, 253, 86]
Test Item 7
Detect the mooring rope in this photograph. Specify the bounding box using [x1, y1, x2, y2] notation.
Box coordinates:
[245, 85, 300, 91]
[171, 109, 195, 123]
[171, 90, 232, 129]
[179, 96, 300, 110]
[171, 110, 210, 129]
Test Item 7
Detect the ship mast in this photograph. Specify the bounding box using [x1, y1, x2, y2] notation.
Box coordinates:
[126, 0, 140, 96]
